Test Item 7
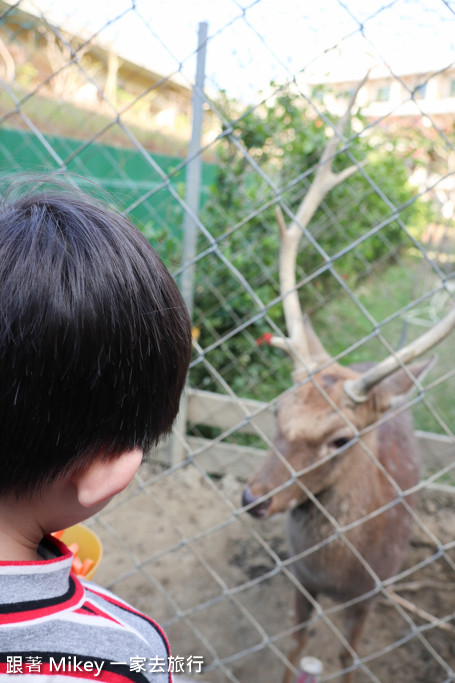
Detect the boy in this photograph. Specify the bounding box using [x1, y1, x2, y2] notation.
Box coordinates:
[0, 178, 192, 681]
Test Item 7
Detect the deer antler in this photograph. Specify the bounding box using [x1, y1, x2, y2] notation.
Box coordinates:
[344, 304, 455, 402]
[268, 76, 368, 375]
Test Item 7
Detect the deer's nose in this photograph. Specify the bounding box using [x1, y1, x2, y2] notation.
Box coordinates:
[242, 486, 272, 518]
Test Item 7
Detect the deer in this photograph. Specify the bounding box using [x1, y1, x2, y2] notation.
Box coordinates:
[241, 81, 455, 683]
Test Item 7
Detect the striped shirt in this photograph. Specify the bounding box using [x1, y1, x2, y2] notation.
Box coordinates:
[0, 536, 171, 682]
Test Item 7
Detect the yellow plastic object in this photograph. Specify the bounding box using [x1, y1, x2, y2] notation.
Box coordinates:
[59, 523, 103, 581]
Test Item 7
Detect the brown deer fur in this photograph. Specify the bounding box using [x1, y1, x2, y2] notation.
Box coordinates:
[242, 347, 431, 683]
[241, 77, 454, 682]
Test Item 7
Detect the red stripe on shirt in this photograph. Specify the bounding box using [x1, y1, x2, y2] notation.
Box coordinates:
[85, 588, 172, 683]
[75, 600, 122, 625]
[0, 661, 142, 682]
[86, 588, 171, 650]
[0, 576, 84, 625]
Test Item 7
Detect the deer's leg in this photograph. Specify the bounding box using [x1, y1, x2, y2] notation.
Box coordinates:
[282, 588, 315, 683]
[339, 601, 371, 683]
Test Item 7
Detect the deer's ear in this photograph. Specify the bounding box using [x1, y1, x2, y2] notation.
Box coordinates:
[369, 355, 436, 413]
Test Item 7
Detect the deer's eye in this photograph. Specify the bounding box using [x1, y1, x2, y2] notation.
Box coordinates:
[331, 437, 351, 450]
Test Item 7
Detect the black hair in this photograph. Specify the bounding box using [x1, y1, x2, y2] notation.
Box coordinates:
[0, 179, 192, 496]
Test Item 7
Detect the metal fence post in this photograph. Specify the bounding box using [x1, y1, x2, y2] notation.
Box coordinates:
[171, 21, 208, 465]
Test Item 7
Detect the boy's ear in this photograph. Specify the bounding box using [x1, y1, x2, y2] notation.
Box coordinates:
[71, 448, 143, 509]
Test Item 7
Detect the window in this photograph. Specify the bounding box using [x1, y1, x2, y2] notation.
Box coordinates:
[414, 82, 427, 100]
[376, 85, 390, 102]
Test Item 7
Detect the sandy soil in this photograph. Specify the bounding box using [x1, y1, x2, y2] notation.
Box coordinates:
[87, 460, 455, 683]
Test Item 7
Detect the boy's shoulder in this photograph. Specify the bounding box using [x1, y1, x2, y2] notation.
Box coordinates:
[83, 579, 171, 653]
[0, 537, 171, 682]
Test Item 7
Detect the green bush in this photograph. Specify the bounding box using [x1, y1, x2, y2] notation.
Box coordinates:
[189, 88, 433, 400]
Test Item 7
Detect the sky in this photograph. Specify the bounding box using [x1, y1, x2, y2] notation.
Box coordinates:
[21, 0, 455, 102]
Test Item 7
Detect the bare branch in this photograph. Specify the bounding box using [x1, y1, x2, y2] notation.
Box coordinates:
[275, 75, 368, 374]
[320, 70, 369, 167]
[383, 589, 455, 633]
[276, 205, 287, 240]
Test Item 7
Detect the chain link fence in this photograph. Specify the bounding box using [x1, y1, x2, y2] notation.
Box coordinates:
[1, 1, 455, 681]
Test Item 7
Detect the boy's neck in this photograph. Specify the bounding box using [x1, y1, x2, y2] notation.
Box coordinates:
[0, 448, 143, 563]
[0, 496, 44, 562]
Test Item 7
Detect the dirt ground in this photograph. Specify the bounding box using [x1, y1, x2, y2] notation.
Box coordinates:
[86, 458, 455, 683]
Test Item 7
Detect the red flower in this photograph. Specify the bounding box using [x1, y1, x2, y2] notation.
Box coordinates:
[256, 332, 274, 346]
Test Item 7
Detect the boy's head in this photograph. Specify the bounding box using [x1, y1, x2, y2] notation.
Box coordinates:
[0, 179, 192, 498]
